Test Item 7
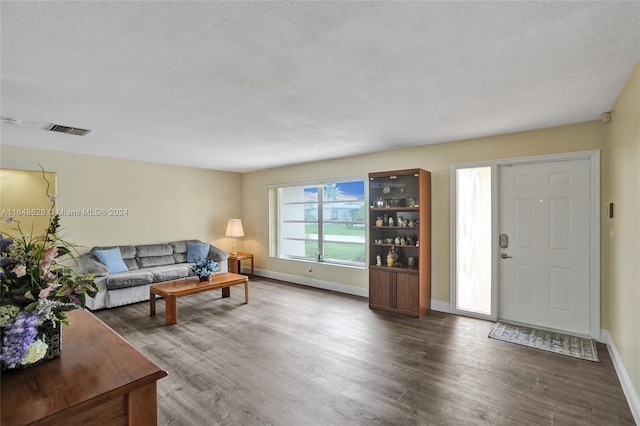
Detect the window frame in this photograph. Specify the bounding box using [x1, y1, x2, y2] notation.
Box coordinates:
[270, 178, 367, 268]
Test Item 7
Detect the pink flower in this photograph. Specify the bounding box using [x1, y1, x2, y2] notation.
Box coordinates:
[12, 265, 26, 278]
[39, 283, 61, 299]
[40, 246, 58, 274]
[44, 246, 58, 262]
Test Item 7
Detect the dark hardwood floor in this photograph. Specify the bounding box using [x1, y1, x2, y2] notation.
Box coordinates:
[94, 277, 634, 425]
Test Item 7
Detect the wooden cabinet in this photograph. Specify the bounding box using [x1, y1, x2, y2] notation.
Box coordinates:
[369, 168, 431, 317]
[369, 269, 393, 307]
[1, 309, 167, 425]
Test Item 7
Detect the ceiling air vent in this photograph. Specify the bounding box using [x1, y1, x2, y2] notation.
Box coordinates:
[48, 124, 92, 136]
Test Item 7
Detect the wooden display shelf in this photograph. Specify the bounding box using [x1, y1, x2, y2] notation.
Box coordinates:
[369, 168, 431, 318]
[371, 243, 420, 248]
[369, 264, 420, 274]
[371, 226, 420, 230]
[369, 207, 420, 212]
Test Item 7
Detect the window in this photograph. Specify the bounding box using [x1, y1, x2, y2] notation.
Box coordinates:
[454, 166, 492, 316]
[273, 180, 366, 267]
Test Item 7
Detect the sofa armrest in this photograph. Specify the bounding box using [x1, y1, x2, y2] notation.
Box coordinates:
[207, 245, 229, 262]
[78, 253, 109, 277]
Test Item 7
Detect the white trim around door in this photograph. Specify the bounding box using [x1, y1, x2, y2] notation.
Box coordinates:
[450, 150, 600, 339]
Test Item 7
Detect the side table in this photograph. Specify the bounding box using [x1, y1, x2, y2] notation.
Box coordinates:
[228, 252, 254, 277]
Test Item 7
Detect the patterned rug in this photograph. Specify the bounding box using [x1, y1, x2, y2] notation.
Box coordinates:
[488, 321, 599, 362]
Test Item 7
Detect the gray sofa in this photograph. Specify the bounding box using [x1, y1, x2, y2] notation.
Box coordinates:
[78, 240, 228, 310]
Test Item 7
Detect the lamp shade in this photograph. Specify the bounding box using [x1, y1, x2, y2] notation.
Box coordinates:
[225, 219, 244, 238]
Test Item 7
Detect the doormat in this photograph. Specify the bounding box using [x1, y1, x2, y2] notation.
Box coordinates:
[488, 321, 599, 362]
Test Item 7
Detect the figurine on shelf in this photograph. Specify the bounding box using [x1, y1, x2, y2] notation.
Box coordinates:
[408, 219, 415, 228]
[388, 217, 394, 227]
[376, 217, 383, 227]
[376, 255, 382, 266]
[387, 246, 398, 267]
[400, 237, 406, 245]
[375, 196, 386, 208]
[397, 216, 405, 227]
[395, 236, 400, 245]
[408, 197, 416, 207]
[383, 214, 389, 226]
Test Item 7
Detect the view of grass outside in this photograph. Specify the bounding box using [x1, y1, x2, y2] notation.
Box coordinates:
[304, 223, 364, 236]
[305, 241, 365, 263]
[304, 223, 366, 263]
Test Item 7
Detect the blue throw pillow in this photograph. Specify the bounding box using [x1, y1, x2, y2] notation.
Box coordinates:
[186, 242, 210, 262]
[94, 247, 128, 274]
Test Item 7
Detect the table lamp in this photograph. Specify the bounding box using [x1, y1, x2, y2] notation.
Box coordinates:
[225, 218, 244, 256]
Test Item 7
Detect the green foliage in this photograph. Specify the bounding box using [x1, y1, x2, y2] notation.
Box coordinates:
[0, 166, 99, 326]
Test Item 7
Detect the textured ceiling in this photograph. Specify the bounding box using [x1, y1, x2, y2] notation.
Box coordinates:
[1, 1, 639, 172]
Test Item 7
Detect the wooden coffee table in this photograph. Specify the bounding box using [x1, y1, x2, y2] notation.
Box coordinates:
[149, 272, 249, 325]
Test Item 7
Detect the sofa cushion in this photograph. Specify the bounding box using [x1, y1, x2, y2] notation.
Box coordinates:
[137, 255, 176, 268]
[146, 264, 191, 282]
[207, 245, 229, 262]
[169, 240, 188, 254]
[105, 270, 154, 290]
[136, 244, 173, 257]
[173, 252, 187, 263]
[94, 248, 128, 274]
[123, 258, 139, 270]
[187, 242, 210, 262]
[120, 245, 137, 259]
[169, 240, 200, 263]
[92, 245, 136, 259]
[78, 254, 109, 277]
[136, 243, 176, 268]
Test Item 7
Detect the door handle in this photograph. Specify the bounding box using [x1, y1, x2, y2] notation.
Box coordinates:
[500, 253, 512, 259]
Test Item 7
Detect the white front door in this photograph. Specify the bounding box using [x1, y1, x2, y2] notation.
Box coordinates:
[499, 159, 591, 336]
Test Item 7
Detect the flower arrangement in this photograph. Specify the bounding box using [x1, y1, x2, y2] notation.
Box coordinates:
[190, 258, 218, 280]
[0, 169, 99, 369]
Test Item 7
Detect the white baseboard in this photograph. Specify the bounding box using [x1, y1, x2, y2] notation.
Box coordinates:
[248, 267, 451, 313]
[431, 300, 451, 313]
[251, 268, 369, 298]
[600, 330, 640, 424]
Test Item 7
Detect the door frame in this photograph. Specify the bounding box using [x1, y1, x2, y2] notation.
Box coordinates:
[450, 150, 600, 339]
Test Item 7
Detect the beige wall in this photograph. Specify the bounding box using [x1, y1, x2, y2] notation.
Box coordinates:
[606, 60, 640, 405]
[242, 121, 607, 303]
[0, 146, 243, 253]
[0, 169, 57, 236]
